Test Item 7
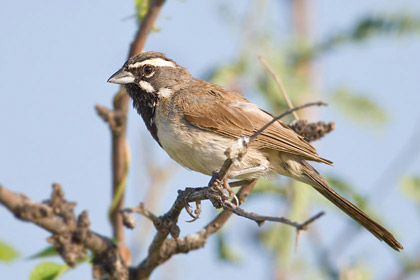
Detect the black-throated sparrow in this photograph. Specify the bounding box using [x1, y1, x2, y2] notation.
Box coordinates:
[108, 51, 402, 251]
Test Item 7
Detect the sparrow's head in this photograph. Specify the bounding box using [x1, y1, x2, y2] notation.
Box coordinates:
[108, 51, 191, 100]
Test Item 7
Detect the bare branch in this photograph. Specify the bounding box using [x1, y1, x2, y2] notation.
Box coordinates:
[0, 185, 128, 280]
[258, 55, 299, 120]
[223, 199, 325, 229]
[133, 180, 258, 280]
[95, 0, 167, 265]
[95, 105, 126, 135]
[121, 203, 159, 229]
[127, 175, 325, 280]
[128, 185, 325, 230]
[250, 101, 328, 142]
[129, 0, 166, 57]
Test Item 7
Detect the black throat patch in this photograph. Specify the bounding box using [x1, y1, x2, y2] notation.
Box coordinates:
[125, 84, 161, 146]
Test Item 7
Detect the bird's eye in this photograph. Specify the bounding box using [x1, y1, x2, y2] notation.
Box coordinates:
[143, 65, 154, 76]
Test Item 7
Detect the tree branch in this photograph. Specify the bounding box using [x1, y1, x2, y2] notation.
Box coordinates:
[258, 55, 299, 120]
[0, 184, 129, 280]
[133, 180, 258, 280]
[95, 0, 167, 265]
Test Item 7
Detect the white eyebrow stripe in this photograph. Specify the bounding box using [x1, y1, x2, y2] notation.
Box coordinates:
[129, 58, 176, 68]
[138, 80, 155, 93]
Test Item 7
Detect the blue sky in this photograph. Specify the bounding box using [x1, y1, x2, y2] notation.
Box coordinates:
[1, 0, 420, 279]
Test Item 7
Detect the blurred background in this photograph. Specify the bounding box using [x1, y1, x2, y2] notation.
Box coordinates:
[1, 0, 420, 279]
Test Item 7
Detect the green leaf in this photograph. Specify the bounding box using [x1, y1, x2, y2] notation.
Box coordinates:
[29, 246, 59, 260]
[29, 262, 69, 280]
[330, 88, 387, 127]
[350, 14, 420, 41]
[293, 13, 420, 64]
[216, 231, 240, 263]
[135, 0, 150, 22]
[400, 175, 420, 204]
[0, 240, 20, 263]
[134, 0, 161, 33]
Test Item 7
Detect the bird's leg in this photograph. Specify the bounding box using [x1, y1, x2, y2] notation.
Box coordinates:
[209, 171, 225, 193]
[227, 165, 268, 178]
[209, 172, 237, 207]
[229, 179, 253, 188]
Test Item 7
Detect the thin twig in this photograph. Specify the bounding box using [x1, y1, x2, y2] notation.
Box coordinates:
[249, 101, 327, 142]
[134, 180, 258, 280]
[223, 199, 325, 229]
[125, 186, 324, 237]
[131, 179, 325, 280]
[258, 55, 299, 120]
[121, 203, 159, 229]
[298, 211, 326, 230]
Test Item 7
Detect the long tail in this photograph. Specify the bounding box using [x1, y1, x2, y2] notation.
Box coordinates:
[301, 161, 403, 251]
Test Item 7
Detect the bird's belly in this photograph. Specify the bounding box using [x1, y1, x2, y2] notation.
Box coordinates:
[157, 122, 234, 175]
[155, 117, 271, 178]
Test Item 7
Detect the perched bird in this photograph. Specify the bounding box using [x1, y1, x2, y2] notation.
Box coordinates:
[108, 51, 403, 251]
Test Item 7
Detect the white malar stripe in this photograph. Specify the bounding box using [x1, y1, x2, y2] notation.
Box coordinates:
[157, 87, 172, 98]
[138, 80, 155, 93]
[129, 58, 176, 68]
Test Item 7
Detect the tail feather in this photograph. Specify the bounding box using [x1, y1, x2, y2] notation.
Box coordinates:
[302, 163, 403, 251]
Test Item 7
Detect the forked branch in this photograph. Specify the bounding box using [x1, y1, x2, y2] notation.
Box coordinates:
[0, 184, 129, 279]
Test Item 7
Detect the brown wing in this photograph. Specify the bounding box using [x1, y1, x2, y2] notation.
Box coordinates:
[180, 81, 332, 165]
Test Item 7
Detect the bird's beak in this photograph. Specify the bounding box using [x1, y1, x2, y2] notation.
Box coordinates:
[107, 68, 135, 84]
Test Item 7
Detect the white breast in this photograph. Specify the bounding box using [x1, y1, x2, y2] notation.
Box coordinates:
[154, 105, 274, 178]
[155, 106, 231, 175]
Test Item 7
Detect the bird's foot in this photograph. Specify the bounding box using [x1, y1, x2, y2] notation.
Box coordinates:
[178, 187, 204, 222]
[209, 172, 239, 207]
[222, 177, 239, 207]
[185, 200, 202, 223]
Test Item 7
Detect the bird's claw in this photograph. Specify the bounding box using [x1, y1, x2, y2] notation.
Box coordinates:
[185, 201, 202, 223]
[222, 177, 239, 207]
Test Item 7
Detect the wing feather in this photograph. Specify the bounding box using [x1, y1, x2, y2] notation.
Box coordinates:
[180, 80, 332, 165]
